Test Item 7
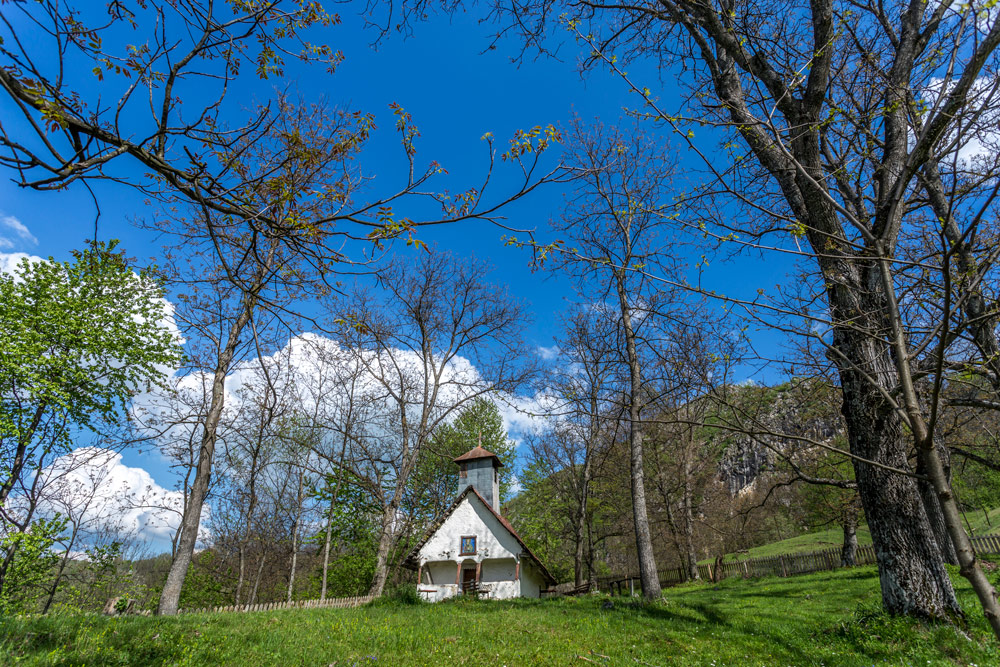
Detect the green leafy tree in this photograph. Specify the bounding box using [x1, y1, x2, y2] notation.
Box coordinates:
[311, 472, 379, 597]
[176, 551, 232, 611]
[0, 241, 182, 600]
[0, 242, 182, 505]
[403, 397, 517, 529]
[505, 460, 576, 584]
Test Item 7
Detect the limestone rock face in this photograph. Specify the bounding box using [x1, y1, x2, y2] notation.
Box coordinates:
[717, 383, 844, 496]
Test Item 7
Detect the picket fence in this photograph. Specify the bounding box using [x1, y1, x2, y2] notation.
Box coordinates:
[177, 594, 375, 615]
[597, 533, 1000, 595]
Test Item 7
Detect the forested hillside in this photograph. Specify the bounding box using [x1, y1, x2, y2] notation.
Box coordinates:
[510, 377, 1000, 586]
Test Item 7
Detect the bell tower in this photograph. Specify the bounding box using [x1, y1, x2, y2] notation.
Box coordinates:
[453, 445, 502, 510]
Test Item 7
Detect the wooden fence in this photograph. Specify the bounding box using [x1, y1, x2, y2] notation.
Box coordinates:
[177, 594, 375, 615]
[597, 533, 1000, 595]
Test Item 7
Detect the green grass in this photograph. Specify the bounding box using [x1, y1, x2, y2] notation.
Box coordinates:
[707, 507, 1000, 564]
[3, 566, 999, 666]
[720, 525, 874, 562]
[964, 506, 1000, 537]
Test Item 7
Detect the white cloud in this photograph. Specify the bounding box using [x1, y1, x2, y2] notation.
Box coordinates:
[537, 344, 561, 361]
[921, 76, 1000, 166]
[35, 447, 205, 549]
[0, 215, 38, 248]
[135, 331, 557, 469]
[0, 251, 43, 276]
[495, 390, 562, 440]
[123, 330, 558, 548]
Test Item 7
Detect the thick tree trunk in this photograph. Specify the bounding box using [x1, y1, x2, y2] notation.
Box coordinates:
[616, 274, 660, 599]
[831, 273, 960, 619]
[841, 511, 858, 567]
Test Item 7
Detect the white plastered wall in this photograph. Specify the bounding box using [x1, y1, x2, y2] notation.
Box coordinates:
[416, 493, 542, 601]
[418, 494, 521, 562]
[519, 560, 542, 598]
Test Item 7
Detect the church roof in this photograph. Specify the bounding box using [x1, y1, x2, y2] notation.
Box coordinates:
[402, 485, 556, 586]
[453, 445, 504, 466]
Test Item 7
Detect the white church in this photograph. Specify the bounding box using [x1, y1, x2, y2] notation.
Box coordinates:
[403, 445, 556, 601]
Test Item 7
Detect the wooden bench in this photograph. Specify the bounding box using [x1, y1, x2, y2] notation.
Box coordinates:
[462, 582, 492, 598]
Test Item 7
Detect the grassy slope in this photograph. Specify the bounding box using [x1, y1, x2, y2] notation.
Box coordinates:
[3, 566, 999, 666]
[707, 507, 1000, 563]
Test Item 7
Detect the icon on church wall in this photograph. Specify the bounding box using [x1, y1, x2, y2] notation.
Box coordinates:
[460, 536, 477, 555]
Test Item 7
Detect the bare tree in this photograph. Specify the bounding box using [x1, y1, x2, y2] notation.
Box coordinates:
[0, 2, 566, 252]
[334, 251, 534, 596]
[536, 117, 687, 598]
[529, 308, 618, 586]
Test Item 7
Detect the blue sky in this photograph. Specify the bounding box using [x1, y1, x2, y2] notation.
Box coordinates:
[0, 4, 798, 553]
[0, 5, 793, 344]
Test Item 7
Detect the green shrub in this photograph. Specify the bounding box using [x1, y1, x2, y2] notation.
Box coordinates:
[0, 516, 66, 614]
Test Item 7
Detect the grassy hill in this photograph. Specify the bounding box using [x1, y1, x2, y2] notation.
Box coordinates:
[3, 565, 998, 666]
[707, 506, 1000, 563]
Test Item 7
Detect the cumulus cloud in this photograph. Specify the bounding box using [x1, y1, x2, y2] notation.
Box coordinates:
[135, 331, 554, 468]
[495, 390, 563, 441]
[35, 447, 205, 548]
[0, 215, 38, 248]
[0, 251, 43, 276]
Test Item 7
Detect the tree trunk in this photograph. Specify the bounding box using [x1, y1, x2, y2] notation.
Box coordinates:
[615, 273, 660, 599]
[917, 447, 958, 565]
[918, 440, 1000, 634]
[368, 501, 400, 597]
[871, 248, 1000, 633]
[286, 467, 305, 603]
[0, 403, 47, 508]
[157, 296, 257, 616]
[841, 511, 858, 567]
[321, 428, 351, 601]
[43, 520, 81, 614]
[320, 495, 335, 601]
[249, 552, 266, 605]
[682, 478, 700, 581]
[831, 273, 960, 619]
[682, 421, 700, 582]
[235, 545, 246, 606]
[573, 450, 593, 588]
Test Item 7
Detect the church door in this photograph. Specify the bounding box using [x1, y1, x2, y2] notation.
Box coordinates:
[461, 568, 477, 592]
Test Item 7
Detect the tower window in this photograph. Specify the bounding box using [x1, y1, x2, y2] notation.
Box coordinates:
[460, 536, 477, 555]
